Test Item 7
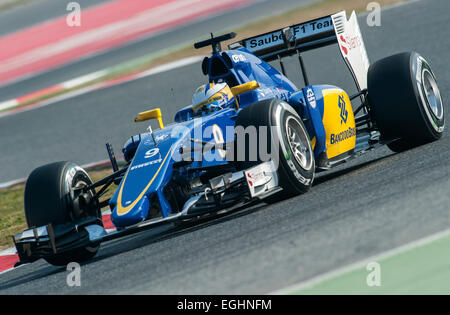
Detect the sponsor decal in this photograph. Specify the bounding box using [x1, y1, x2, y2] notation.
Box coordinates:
[416, 57, 423, 83]
[130, 158, 163, 171]
[330, 126, 356, 144]
[249, 32, 283, 49]
[246, 171, 264, 187]
[291, 19, 332, 34]
[232, 54, 246, 63]
[339, 34, 362, 56]
[247, 17, 332, 51]
[340, 35, 348, 55]
[155, 134, 169, 142]
[144, 134, 169, 145]
[306, 88, 316, 109]
[244, 161, 278, 197]
[287, 159, 311, 185]
[338, 94, 348, 124]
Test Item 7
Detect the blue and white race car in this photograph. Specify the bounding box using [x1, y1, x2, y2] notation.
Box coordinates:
[14, 11, 444, 266]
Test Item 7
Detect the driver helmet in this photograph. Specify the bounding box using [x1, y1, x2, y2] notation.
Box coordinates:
[192, 82, 235, 115]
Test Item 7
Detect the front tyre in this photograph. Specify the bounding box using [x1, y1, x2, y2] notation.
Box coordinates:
[235, 98, 315, 201]
[25, 161, 101, 266]
[367, 51, 445, 152]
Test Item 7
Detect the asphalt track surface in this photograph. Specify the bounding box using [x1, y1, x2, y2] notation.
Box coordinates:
[1, 0, 450, 294]
[0, 0, 316, 101]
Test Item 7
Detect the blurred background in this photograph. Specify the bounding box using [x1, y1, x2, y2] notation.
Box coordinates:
[0, 0, 317, 100]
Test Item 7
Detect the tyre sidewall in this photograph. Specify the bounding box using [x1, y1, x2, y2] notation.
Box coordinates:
[270, 101, 315, 194]
[25, 161, 100, 265]
[410, 52, 445, 139]
[368, 52, 445, 148]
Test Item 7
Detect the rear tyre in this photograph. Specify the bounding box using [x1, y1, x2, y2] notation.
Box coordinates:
[25, 161, 101, 266]
[235, 98, 315, 202]
[367, 51, 445, 152]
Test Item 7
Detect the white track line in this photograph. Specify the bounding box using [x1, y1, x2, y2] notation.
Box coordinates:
[0, 264, 27, 276]
[0, 55, 203, 120]
[0, 158, 123, 189]
[134, 56, 204, 80]
[61, 70, 107, 89]
[0, 99, 18, 111]
[271, 228, 450, 294]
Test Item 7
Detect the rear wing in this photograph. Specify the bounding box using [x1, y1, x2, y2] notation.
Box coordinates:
[229, 11, 370, 91]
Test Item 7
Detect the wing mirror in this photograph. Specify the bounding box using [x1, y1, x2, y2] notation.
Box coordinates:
[230, 81, 260, 96]
[135, 108, 164, 129]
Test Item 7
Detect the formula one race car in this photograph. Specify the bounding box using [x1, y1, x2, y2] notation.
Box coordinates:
[13, 11, 444, 266]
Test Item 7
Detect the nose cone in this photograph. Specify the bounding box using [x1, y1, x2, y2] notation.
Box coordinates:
[111, 195, 150, 228]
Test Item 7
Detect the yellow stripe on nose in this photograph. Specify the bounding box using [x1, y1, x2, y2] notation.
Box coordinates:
[116, 145, 173, 215]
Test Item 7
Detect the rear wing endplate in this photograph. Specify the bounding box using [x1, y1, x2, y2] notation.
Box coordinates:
[229, 11, 370, 91]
